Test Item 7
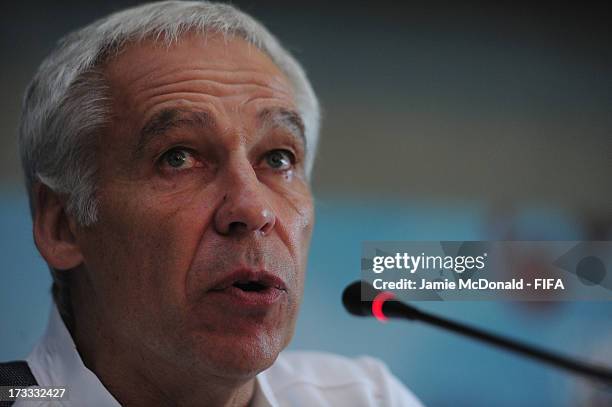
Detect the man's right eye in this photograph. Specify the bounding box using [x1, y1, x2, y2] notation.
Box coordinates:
[159, 148, 200, 171]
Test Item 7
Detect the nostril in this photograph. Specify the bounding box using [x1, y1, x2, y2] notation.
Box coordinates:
[258, 208, 276, 234]
[213, 190, 276, 236]
[227, 221, 248, 234]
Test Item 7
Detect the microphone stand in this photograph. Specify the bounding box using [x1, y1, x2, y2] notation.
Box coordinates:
[388, 300, 612, 386]
[344, 281, 612, 386]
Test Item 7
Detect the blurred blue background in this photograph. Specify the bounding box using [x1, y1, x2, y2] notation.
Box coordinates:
[1, 1, 611, 406]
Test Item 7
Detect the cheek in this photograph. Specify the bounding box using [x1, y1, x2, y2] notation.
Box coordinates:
[85, 186, 215, 308]
[276, 187, 314, 269]
[292, 188, 314, 247]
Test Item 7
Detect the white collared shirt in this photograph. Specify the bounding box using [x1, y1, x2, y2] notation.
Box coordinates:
[17, 306, 423, 406]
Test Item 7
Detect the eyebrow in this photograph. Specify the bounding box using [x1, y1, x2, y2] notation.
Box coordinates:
[135, 109, 215, 157]
[134, 106, 306, 157]
[257, 107, 306, 149]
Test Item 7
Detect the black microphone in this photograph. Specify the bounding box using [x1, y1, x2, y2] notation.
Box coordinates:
[343, 280, 612, 386]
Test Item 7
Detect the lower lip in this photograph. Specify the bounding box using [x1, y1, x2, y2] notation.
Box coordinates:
[207, 286, 285, 309]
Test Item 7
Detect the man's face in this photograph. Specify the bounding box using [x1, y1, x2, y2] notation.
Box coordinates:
[74, 33, 314, 378]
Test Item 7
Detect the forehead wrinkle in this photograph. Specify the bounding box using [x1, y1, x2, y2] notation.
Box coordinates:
[137, 80, 287, 104]
[138, 66, 293, 94]
[129, 73, 294, 121]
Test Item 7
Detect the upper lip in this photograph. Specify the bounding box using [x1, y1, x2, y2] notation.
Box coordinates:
[209, 269, 287, 291]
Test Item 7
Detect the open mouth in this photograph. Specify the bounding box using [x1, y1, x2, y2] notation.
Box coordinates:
[208, 271, 286, 306]
[232, 280, 268, 292]
[209, 271, 287, 294]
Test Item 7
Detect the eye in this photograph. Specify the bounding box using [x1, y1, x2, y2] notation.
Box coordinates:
[159, 147, 198, 170]
[264, 149, 294, 171]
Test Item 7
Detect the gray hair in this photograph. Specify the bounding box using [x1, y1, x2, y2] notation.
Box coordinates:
[19, 0, 320, 227]
[18, 1, 320, 328]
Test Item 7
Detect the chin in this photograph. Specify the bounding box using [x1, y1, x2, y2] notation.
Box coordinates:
[188, 327, 287, 378]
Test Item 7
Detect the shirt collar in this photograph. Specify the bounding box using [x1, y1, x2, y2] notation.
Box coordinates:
[26, 304, 278, 407]
[26, 304, 122, 406]
[252, 368, 279, 407]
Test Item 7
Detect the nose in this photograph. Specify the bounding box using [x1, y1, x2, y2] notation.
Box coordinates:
[213, 160, 276, 236]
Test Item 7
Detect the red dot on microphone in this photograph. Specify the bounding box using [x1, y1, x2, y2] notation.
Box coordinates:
[372, 291, 395, 323]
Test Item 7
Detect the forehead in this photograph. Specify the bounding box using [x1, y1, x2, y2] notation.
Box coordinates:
[105, 31, 291, 90]
[103, 31, 296, 126]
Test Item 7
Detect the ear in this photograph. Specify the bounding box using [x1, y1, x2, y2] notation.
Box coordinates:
[33, 182, 84, 270]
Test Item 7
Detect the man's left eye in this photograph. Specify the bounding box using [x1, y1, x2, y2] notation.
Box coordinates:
[264, 150, 294, 170]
